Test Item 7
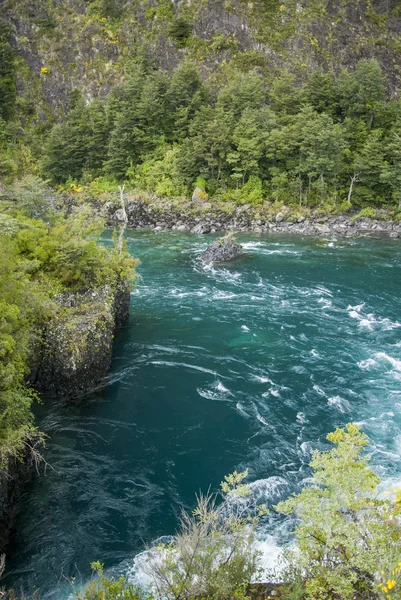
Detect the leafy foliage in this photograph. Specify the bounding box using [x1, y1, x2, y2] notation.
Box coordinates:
[143, 470, 268, 600]
[276, 424, 401, 600]
[0, 191, 137, 467]
[30, 56, 401, 209]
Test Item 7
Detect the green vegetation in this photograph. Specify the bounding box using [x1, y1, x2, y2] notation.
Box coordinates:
[0, 0, 400, 213]
[0, 179, 137, 469]
[69, 425, 401, 600]
[277, 423, 401, 599]
[3, 54, 401, 211]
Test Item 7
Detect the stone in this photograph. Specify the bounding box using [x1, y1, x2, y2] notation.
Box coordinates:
[275, 212, 284, 223]
[111, 208, 126, 222]
[191, 223, 211, 234]
[34, 284, 130, 399]
[154, 226, 162, 233]
[315, 223, 331, 234]
[192, 187, 209, 204]
[201, 235, 243, 263]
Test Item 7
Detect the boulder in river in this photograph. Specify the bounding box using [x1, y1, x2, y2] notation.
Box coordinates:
[201, 235, 243, 263]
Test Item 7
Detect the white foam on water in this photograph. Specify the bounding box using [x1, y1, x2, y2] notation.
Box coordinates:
[299, 441, 312, 457]
[291, 365, 308, 374]
[358, 358, 378, 370]
[318, 297, 332, 309]
[310, 349, 319, 358]
[236, 401, 251, 419]
[296, 411, 307, 424]
[197, 380, 232, 401]
[313, 384, 326, 397]
[327, 396, 351, 413]
[256, 412, 269, 425]
[216, 381, 230, 393]
[375, 352, 401, 372]
[212, 290, 238, 300]
[151, 361, 221, 378]
[252, 537, 285, 583]
[348, 305, 401, 331]
[348, 303, 365, 313]
[252, 375, 273, 384]
[241, 242, 265, 249]
[242, 325, 250, 331]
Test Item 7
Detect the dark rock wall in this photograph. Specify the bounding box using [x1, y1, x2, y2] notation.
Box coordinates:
[33, 283, 130, 399]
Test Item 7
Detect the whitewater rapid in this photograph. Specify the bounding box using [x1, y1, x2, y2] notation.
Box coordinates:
[4, 232, 401, 598]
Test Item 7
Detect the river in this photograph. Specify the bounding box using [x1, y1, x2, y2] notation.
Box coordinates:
[3, 231, 401, 598]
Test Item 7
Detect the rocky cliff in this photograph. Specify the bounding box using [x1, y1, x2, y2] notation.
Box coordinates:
[107, 196, 401, 237]
[2, 0, 401, 120]
[0, 280, 130, 553]
[33, 281, 130, 399]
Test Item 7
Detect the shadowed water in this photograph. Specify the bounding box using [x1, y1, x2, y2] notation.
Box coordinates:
[3, 231, 401, 598]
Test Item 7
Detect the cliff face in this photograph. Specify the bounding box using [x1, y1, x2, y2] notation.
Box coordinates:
[3, 0, 401, 119]
[0, 281, 130, 553]
[33, 282, 130, 399]
[0, 453, 35, 553]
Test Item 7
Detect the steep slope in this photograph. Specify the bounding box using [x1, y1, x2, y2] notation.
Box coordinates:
[2, 0, 401, 120]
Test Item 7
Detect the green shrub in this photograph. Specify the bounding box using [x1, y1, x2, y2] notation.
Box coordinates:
[168, 19, 193, 48]
[353, 207, 377, 220]
[143, 470, 268, 600]
[75, 562, 143, 600]
[276, 424, 401, 600]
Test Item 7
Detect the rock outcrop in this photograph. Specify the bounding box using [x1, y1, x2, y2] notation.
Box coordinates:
[192, 187, 209, 205]
[106, 197, 401, 238]
[33, 282, 130, 399]
[201, 236, 243, 263]
[0, 451, 37, 553]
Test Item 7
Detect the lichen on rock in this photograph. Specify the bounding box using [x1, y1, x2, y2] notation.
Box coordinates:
[201, 234, 243, 263]
[33, 283, 130, 399]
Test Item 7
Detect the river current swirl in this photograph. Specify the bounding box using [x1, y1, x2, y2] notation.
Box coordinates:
[4, 231, 401, 598]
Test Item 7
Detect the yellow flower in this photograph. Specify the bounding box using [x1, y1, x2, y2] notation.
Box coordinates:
[40, 66, 50, 76]
[387, 580, 397, 590]
[279, 3, 285, 10]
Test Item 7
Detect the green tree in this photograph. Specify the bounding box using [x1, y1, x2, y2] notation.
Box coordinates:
[298, 107, 346, 201]
[166, 62, 208, 140]
[268, 71, 302, 116]
[303, 71, 338, 115]
[229, 106, 277, 184]
[277, 424, 401, 600]
[381, 122, 401, 209]
[0, 25, 16, 122]
[339, 60, 386, 129]
[217, 71, 267, 118]
[144, 470, 267, 600]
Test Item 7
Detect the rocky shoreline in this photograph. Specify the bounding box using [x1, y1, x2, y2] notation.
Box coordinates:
[106, 198, 401, 238]
[0, 281, 131, 554]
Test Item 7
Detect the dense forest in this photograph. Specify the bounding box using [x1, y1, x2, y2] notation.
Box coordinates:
[2, 1, 401, 599]
[2, 0, 401, 209]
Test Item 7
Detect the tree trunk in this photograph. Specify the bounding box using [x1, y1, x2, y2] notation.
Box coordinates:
[348, 174, 358, 205]
[117, 184, 128, 254]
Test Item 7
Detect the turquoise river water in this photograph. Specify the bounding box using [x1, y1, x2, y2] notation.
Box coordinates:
[3, 231, 401, 598]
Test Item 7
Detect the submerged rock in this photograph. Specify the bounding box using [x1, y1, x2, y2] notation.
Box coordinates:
[201, 235, 243, 263]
